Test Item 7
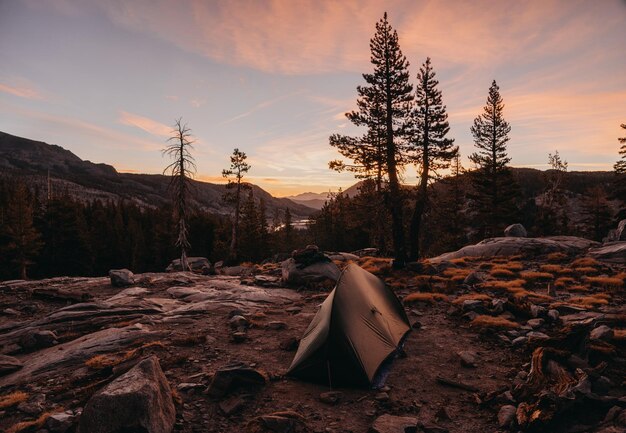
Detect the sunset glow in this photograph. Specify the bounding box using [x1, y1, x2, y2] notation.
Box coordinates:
[1, 0, 624, 196]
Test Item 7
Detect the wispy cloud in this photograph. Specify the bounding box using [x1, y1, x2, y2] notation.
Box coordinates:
[118, 111, 172, 138]
[222, 91, 307, 124]
[0, 82, 44, 100]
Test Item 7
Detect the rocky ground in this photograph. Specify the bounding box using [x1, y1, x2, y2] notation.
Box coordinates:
[0, 238, 624, 433]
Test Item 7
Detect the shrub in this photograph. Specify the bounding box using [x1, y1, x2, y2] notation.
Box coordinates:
[403, 292, 449, 303]
[359, 257, 392, 274]
[452, 293, 492, 304]
[0, 391, 28, 409]
[571, 257, 601, 268]
[481, 279, 526, 291]
[520, 271, 554, 282]
[546, 252, 568, 262]
[584, 276, 624, 290]
[540, 264, 564, 274]
[470, 315, 519, 329]
[574, 266, 599, 276]
[554, 277, 576, 289]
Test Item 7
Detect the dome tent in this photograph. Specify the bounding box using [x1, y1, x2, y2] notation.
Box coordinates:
[287, 263, 411, 387]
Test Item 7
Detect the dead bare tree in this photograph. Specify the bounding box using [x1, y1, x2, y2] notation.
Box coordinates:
[163, 118, 196, 271]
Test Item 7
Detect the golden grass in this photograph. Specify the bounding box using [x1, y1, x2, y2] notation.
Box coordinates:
[85, 341, 166, 370]
[569, 294, 611, 307]
[490, 257, 510, 264]
[584, 276, 624, 290]
[567, 285, 590, 293]
[403, 292, 449, 303]
[490, 267, 517, 279]
[520, 271, 554, 282]
[540, 264, 564, 274]
[556, 267, 576, 276]
[359, 257, 392, 274]
[6, 411, 54, 433]
[470, 315, 519, 329]
[554, 277, 576, 289]
[500, 262, 524, 271]
[571, 257, 601, 268]
[507, 288, 553, 302]
[442, 268, 472, 282]
[452, 293, 492, 304]
[481, 279, 526, 291]
[614, 329, 626, 340]
[450, 258, 469, 265]
[574, 266, 599, 276]
[546, 252, 568, 262]
[478, 262, 494, 270]
[0, 391, 28, 409]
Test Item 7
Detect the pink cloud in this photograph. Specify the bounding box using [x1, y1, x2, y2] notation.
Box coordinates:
[0, 83, 43, 100]
[118, 111, 172, 138]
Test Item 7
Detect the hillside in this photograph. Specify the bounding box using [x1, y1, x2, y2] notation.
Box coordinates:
[0, 131, 316, 218]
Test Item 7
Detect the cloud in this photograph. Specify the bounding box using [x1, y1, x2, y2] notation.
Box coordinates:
[222, 90, 307, 124]
[0, 82, 44, 100]
[118, 111, 172, 138]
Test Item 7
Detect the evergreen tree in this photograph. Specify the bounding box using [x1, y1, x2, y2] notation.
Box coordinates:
[408, 58, 458, 259]
[537, 151, 569, 235]
[283, 207, 293, 251]
[613, 123, 626, 218]
[163, 118, 196, 271]
[257, 198, 269, 258]
[239, 190, 260, 261]
[222, 148, 251, 264]
[2, 182, 43, 279]
[328, 12, 413, 267]
[469, 80, 520, 237]
[581, 186, 613, 241]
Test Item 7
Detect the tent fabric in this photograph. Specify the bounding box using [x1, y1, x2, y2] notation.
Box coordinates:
[287, 263, 411, 387]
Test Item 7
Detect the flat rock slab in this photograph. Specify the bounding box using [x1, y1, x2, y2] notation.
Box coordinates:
[370, 414, 418, 433]
[588, 242, 626, 265]
[429, 236, 599, 262]
[0, 324, 164, 387]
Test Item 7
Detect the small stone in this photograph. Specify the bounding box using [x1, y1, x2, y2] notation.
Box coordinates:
[229, 315, 249, 329]
[19, 330, 58, 350]
[590, 325, 613, 341]
[527, 331, 549, 340]
[46, 411, 75, 433]
[279, 336, 299, 351]
[547, 309, 560, 321]
[412, 321, 422, 329]
[17, 393, 46, 415]
[219, 395, 246, 415]
[108, 269, 134, 287]
[463, 272, 483, 285]
[512, 336, 527, 347]
[319, 391, 343, 405]
[206, 363, 267, 398]
[530, 305, 546, 318]
[435, 406, 451, 421]
[231, 331, 247, 343]
[462, 300, 482, 312]
[176, 383, 203, 392]
[457, 351, 477, 368]
[526, 318, 544, 329]
[497, 405, 516, 428]
[0, 354, 23, 376]
[267, 321, 287, 330]
[375, 392, 389, 402]
[504, 223, 527, 237]
[370, 414, 417, 433]
[491, 299, 506, 314]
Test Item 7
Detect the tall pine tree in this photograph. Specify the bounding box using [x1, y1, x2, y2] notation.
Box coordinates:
[469, 80, 519, 237]
[329, 12, 413, 266]
[613, 123, 626, 218]
[222, 148, 251, 264]
[408, 58, 458, 259]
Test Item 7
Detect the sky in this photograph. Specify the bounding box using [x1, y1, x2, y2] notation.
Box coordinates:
[0, 0, 625, 197]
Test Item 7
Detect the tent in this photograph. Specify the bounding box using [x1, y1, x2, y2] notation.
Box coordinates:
[287, 263, 411, 387]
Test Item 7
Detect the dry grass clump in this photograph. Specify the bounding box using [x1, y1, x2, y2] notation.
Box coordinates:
[507, 287, 553, 302]
[490, 257, 511, 264]
[614, 329, 626, 340]
[481, 279, 526, 291]
[540, 264, 564, 274]
[568, 294, 611, 307]
[452, 293, 492, 304]
[6, 411, 55, 433]
[584, 276, 624, 290]
[546, 252, 568, 262]
[571, 257, 601, 268]
[85, 341, 166, 370]
[403, 292, 449, 303]
[478, 262, 494, 270]
[520, 271, 554, 282]
[554, 277, 576, 289]
[490, 267, 517, 279]
[442, 268, 472, 282]
[0, 391, 28, 409]
[449, 257, 469, 266]
[470, 315, 519, 329]
[359, 257, 392, 274]
[499, 261, 524, 271]
[567, 285, 590, 293]
[574, 266, 599, 276]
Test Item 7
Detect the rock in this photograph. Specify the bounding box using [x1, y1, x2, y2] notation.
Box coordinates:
[588, 242, 626, 265]
[604, 219, 626, 242]
[457, 351, 477, 368]
[530, 305, 546, 318]
[461, 300, 483, 312]
[463, 271, 483, 285]
[279, 336, 299, 351]
[512, 336, 527, 347]
[246, 411, 309, 433]
[416, 421, 449, 433]
[498, 405, 517, 428]
[166, 257, 211, 273]
[231, 331, 247, 343]
[526, 331, 549, 340]
[369, 414, 418, 433]
[229, 315, 249, 329]
[504, 224, 527, 237]
[176, 382, 203, 392]
[18, 393, 46, 415]
[108, 269, 134, 287]
[19, 330, 58, 350]
[0, 354, 23, 376]
[267, 321, 287, 330]
[281, 258, 341, 285]
[352, 247, 379, 257]
[590, 325, 614, 341]
[526, 318, 544, 329]
[206, 362, 267, 398]
[221, 265, 254, 277]
[491, 298, 506, 314]
[219, 395, 247, 416]
[78, 356, 175, 433]
[319, 391, 343, 405]
[429, 236, 599, 263]
[593, 376, 613, 395]
[46, 411, 76, 433]
[375, 392, 389, 402]
[547, 309, 560, 321]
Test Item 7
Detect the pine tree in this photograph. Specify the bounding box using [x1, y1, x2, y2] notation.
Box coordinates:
[2, 182, 43, 279]
[163, 118, 196, 271]
[408, 58, 458, 259]
[581, 186, 613, 241]
[613, 123, 626, 217]
[469, 80, 520, 237]
[222, 148, 251, 264]
[283, 207, 293, 251]
[238, 190, 260, 261]
[328, 12, 413, 267]
[537, 150, 569, 235]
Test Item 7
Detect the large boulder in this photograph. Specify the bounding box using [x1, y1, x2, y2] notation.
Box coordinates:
[0, 354, 23, 376]
[429, 236, 599, 263]
[79, 356, 175, 433]
[504, 223, 527, 237]
[588, 242, 626, 265]
[604, 219, 626, 242]
[281, 258, 341, 285]
[166, 257, 211, 273]
[109, 269, 135, 287]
